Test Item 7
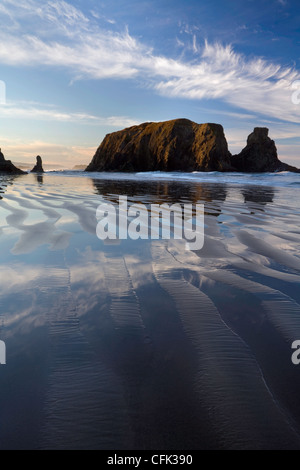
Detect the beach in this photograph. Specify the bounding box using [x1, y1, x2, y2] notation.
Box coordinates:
[0, 170, 300, 449]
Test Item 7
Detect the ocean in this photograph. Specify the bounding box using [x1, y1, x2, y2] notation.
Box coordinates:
[51, 169, 300, 187]
[0, 170, 300, 449]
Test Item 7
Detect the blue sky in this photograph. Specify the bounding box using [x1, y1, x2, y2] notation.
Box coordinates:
[0, 0, 299, 167]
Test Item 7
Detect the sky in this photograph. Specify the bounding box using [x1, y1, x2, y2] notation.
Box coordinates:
[0, 0, 299, 168]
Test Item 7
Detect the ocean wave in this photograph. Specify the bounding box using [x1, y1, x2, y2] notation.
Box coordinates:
[45, 169, 300, 189]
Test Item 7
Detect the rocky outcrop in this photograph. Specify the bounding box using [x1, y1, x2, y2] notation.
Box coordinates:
[231, 128, 277, 172]
[86, 121, 300, 173]
[0, 148, 26, 174]
[86, 119, 233, 172]
[231, 128, 300, 173]
[31, 155, 44, 173]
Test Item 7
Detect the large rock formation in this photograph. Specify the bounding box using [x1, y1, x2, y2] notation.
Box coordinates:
[231, 128, 299, 173]
[85, 120, 300, 173]
[0, 148, 26, 174]
[31, 155, 44, 173]
[86, 119, 233, 172]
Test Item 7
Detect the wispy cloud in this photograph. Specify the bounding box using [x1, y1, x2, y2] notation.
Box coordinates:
[0, 0, 299, 124]
[0, 101, 139, 127]
[192, 35, 198, 53]
[154, 41, 299, 123]
[198, 107, 257, 120]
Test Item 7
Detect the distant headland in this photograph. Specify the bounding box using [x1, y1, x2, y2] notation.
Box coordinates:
[86, 119, 300, 174]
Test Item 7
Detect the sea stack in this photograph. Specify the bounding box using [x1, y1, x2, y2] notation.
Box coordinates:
[231, 128, 300, 173]
[31, 155, 44, 173]
[0, 148, 26, 174]
[86, 119, 233, 172]
[231, 128, 279, 172]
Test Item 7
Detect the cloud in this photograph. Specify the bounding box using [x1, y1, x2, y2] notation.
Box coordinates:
[192, 35, 198, 53]
[0, 137, 96, 166]
[197, 107, 257, 120]
[90, 9, 115, 24]
[0, 101, 139, 127]
[0, 30, 146, 79]
[0, 0, 299, 124]
[44, 0, 88, 26]
[154, 41, 299, 124]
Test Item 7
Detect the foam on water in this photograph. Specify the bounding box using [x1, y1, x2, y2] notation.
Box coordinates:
[46, 169, 300, 188]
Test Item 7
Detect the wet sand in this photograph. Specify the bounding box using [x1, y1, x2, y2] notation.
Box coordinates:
[0, 172, 300, 449]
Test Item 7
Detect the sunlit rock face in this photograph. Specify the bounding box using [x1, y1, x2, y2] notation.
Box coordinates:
[86, 119, 233, 172]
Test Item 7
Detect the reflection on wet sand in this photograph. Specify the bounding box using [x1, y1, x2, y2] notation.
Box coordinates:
[1, 173, 300, 449]
[242, 186, 275, 205]
[36, 174, 44, 185]
[93, 178, 228, 205]
[0, 175, 21, 199]
[92, 179, 228, 222]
